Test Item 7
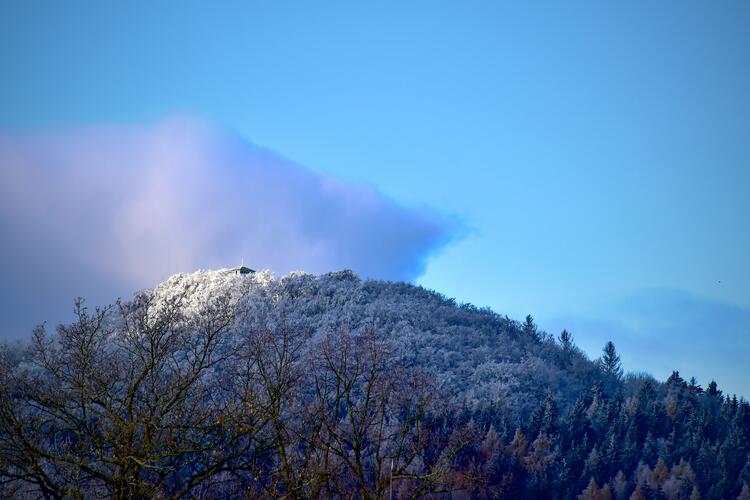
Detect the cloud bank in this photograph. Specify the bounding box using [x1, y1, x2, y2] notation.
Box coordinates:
[0, 118, 459, 338]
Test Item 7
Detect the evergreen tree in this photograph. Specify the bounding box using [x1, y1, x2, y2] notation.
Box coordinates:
[689, 485, 701, 500]
[583, 447, 603, 485]
[602, 431, 621, 477]
[642, 432, 658, 466]
[541, 397, 560, 438]
[740, 455, 750, 492]
[621, 422, 641, 473]
[524, 314, 540, 341]
[559, 329, 573, 351]
[688, 377, 703, 394]
[706, 381, 722, 398]
[629, 486, 647, 500]
[579, 477, 613, 500]
[666, 371, 687, 390]
[599, 341, 623, 380]
[612, 470, 629, 500]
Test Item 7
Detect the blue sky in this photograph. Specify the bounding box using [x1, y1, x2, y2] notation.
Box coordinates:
[1, 1, 748, 396]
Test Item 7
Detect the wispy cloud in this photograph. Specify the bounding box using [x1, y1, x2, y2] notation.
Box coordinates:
[0, 117, 461, 338]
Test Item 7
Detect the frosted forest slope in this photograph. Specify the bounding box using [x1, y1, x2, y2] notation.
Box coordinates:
[147, 268, 606, 417]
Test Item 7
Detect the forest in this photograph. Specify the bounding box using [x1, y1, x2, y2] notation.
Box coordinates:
[1, 269, 748, 499]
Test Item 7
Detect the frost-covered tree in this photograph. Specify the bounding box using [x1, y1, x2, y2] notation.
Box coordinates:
[0, 289, 258, 498]
[559, 329, 574, 350]
[523, 314, 539, 340]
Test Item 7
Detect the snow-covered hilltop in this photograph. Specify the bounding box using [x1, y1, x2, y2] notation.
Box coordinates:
[143, 267, 601, 414]
[149, 267, 277, 313]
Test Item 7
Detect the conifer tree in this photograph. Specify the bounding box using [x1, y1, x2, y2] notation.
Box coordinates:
[629, 486, 647, 500]
[707, 381, 722, 398]
[524, 314, 540, 341]
[599, 341, 623, 380]
[741, 456, 750, 491]
[642, 432, 658, 465]
[579, 477, 601, 500]
[612, 470, 629, 500]
[559, 329, 573, 350]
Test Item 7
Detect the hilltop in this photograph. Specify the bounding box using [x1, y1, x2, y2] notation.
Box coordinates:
[148, 268, 604, 415]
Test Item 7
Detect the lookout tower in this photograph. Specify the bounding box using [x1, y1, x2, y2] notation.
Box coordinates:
[236, 258, 255, 275]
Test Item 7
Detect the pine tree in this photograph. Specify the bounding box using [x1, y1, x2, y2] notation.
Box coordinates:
[529, 401, 546, 438]
[642, 432, 658, 466]
[528, 433, 553, 473]
[666, 371, 686, 390]
[559, 329, 573, 350]
[741, 455, 750, 492]
[612, 470, 629, 500]
[652, 459, 669, 487]
[602, 431, 621, 477]
[480, 425, 501, 464]
[524, 314, 540, 341]
[584, 447, 603, 485]
[599, 341, 623, 380]
[688, 377, 703, 394]
[658, 429, 678, 466]
[706, 380, 722, 398]
[622, 422, 641, 472]
[579, 477, 601, 500]
[542, 397, 560, 438]
[510, 428, 529, 460]
[716, 425, 747, 498]
[629, 486, 647, 500]
[500, 469, 523, 498]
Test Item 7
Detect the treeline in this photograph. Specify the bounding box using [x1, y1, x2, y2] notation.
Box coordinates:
[0, 271, 748, 498]
[447, 370, 750, 499]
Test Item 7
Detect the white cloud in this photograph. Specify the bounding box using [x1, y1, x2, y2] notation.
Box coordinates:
[0, 117, 460, 337]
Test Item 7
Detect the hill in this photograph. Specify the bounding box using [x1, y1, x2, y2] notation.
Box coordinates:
[150, 269, 603, 413]
[1, 269, 748, 498]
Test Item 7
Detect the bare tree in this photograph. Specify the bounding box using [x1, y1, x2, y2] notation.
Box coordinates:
[0, 285, 263, 499]
[0, 286, 473, 499]
[235, 308, 312, 498]
[308, 327, 455, 499]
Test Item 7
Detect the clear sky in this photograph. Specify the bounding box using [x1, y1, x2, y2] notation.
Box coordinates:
[1, 1, 748, 396]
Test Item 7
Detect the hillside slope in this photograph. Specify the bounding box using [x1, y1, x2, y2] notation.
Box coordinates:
[151, 268, 603, 415]
[1, 268, 748, 499]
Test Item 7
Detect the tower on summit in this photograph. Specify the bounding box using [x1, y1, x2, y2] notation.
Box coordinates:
[237, 258, 255, 275]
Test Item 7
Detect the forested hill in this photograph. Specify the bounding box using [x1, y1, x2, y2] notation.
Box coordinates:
[1, 269, 748, 499]
[156, 268, 608, 415]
